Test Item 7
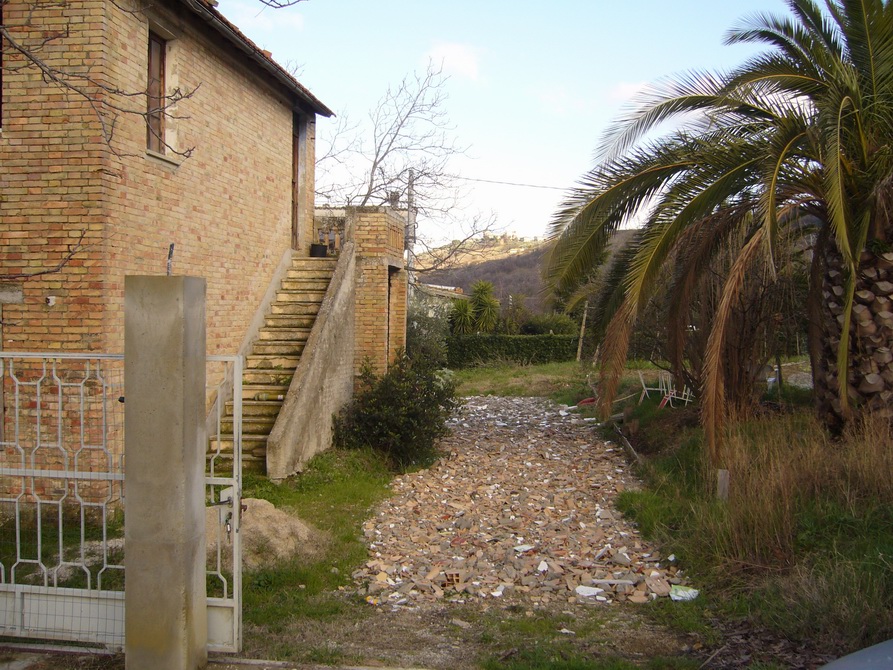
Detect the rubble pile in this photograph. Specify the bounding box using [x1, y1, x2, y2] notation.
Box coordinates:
[353, 396, 690, 608]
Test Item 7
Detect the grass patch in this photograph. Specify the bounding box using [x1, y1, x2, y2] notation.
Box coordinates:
[241, 447, 392, 642]
[642, 599, 721, 646]
[465, 605, 699, 670]
[619, 408, 893, 655]
[454, 360, 592, 402]
[0, 503, 124, 591]
[481, 649, 699, 670]
[454, 359, 644, 407]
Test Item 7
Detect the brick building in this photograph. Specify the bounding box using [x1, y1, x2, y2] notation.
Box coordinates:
[1, 0, 412, 479]
[0, 0, 333, 356]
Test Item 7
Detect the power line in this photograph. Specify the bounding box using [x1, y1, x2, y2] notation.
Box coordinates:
[447, 174, 568, 191]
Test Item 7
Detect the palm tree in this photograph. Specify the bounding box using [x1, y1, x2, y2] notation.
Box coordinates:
[449, 299, 475, 335]
[470, 281, 500, 333]
[546, 0, 893, 458]
[449, 281, 501, 335]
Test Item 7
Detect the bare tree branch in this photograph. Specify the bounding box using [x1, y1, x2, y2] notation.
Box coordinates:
[410, 213, 502, 274]
[2, 0, 205, 158]
[314, 110, 362, 202]
[255, 0, 306, 8]
[0, 230, 87, 280]
[315, 61, 468, 218]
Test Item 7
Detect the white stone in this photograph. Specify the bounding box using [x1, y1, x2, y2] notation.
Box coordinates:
[575, 585, 605, 597]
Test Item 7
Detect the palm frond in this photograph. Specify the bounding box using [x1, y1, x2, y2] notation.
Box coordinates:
[596, 298, 635, 418]
[546, 138, 699, 295]
[597, 71, 731, 160]
[666, 206, 753, 380]
[702, 224, 765, 467]
[758, 116, 812, 270]
[623, 146, 761, 313]
[726, 7, 836, 70]
[589, 235, 641, 344]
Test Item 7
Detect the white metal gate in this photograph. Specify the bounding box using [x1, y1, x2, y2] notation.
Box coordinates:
[0, 352, 243, 652]
[206, 355, 243, 653]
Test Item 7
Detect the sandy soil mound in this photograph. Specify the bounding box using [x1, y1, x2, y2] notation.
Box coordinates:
[206, 497, 326, 571]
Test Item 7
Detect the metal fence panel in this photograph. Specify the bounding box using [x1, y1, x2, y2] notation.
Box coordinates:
[0, 353, 125, 648]
[0, 352, 243, 652]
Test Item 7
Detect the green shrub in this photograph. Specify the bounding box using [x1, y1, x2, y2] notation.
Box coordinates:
[449, 299, 475, 335]
[407, 302, 450, 366]
[520, 313, 578, 336]
[333, 354, 458, 471]
[447, 334, 578, 368]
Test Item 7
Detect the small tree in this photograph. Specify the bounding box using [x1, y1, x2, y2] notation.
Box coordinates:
[449, 281, 501, 335]
[470, 281, 500, 333]
[406, 291, 451, 366]
[449, 299, 475, 336]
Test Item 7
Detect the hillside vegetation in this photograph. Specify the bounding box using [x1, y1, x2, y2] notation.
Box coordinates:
[423, 235, 549, 312]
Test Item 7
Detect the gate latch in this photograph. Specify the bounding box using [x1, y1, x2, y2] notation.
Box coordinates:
[208, 496, 232, 507]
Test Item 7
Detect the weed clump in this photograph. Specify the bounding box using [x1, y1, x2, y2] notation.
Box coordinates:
[620, 409, 893, 653]
[334, 352, 457, 471]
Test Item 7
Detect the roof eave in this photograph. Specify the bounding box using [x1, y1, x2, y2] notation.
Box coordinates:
[177, 0, 335, 117]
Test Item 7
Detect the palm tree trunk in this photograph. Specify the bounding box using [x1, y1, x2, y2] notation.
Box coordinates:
[849, 248, 893, 415]
[812, 241, 893, 429]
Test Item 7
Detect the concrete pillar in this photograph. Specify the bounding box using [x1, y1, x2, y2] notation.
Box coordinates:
[124, 276, 208, 670]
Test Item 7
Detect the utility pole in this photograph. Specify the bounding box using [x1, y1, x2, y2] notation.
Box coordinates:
[576, 301, 589, 362]
[405, 169, 417, 279]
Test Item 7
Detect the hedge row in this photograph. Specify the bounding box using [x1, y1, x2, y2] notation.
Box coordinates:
[446, 334, 578, 368]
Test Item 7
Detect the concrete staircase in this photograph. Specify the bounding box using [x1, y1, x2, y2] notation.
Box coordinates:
[214, 256, 336, 471]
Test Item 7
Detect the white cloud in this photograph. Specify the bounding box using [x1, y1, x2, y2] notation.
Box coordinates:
[425, 42, 482, 82]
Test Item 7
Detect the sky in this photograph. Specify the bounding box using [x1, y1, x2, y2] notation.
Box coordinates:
[216, 0, 788, 242]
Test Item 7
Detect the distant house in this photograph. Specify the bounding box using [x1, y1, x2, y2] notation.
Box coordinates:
[413, 283, 465, 318]
[0, 0, 333, 355]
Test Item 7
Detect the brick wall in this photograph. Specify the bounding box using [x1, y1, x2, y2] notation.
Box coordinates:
[350, 208, 407, 376]
[98, 0, 311, 355]
[0, 0, 110, 352]
[0, 0, 318, 356]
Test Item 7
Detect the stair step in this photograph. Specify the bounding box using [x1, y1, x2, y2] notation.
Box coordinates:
[221, 417, 275, 434]
[207, 452, 265, 464]
[204, 455, 263, 477]
[258, 327, 311, 341]
[252, 341, 306, 355]
[263, 315, 315, 329]
[286, 268, 336, 280]
[280, 279, 330, 291]
[207, 253, 335, 475]
[227, 400, 283, 417]
[241, 384, 290, 401]
[291, 258, 336, 269]
[211, 432, 269, 447]
[241, 370, 293, 386]
[275, 290, 326, 303]
[269, 302, 321, 316]
[208, 432, 267, 451]
[246, 354, 301, 370]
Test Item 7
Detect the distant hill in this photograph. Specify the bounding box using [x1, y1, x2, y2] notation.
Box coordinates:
[419, 230, 638, 315]
[421, 235, 551, 313]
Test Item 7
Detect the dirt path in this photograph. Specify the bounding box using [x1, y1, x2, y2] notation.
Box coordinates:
[242, 396, 700, 668]
[303, 396, 833, 670]
[353, 396, 689, 607]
